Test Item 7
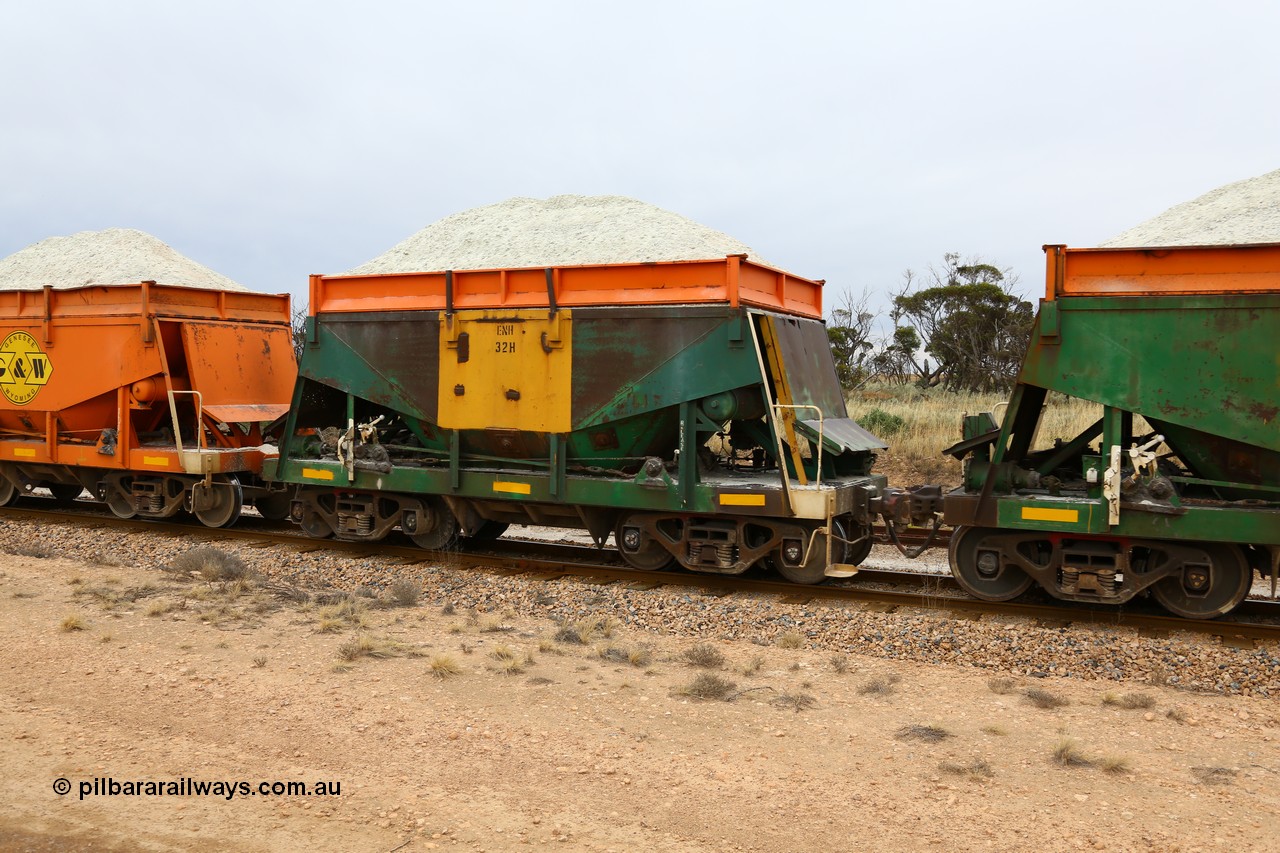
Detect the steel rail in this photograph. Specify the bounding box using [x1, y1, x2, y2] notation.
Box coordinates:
[2, 503, 1277, 644]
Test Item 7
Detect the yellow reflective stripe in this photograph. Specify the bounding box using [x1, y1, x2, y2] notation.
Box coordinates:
[142, 455, 169, 466]
[301, 467, 335, 481]
[1021, 506, 1079, 523]
[493, 481, 532, 495]
[13, 448, 36, 458]
[719, 493, 766, 507]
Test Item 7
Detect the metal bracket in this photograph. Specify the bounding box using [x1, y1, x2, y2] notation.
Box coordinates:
[1103, 445, 1122, 525]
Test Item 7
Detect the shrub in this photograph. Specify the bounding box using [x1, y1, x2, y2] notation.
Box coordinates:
[1023, 687, 1069, 709]
[859, 407, 907, 437]
[1101, 692, 1155, 710]
[677, 673, 737, 701]
[387, 579, 421, 607]
[165, 547, 253, 582]
[858, 673, 902, 696]
[895, 724, 951, 743]
[679, 643, 725, 669]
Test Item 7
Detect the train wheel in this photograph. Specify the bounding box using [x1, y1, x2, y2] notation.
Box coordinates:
[1151, 543, 1251, 619]
[949, 526, 1035, 601]
[299, 509, 333, 539]
[410, 498, 460, 551]
[847, 523, 874, 565]
[465, 521, 509, 543]
[0, 477, 19, 507]
[193, 476, 244, 529]
[774, 518, 851, 585]
[46, 484, 84, 505]
[254, 491, 292, 521]
[104, 481, 136, 519]
[615, 517, 674, 571]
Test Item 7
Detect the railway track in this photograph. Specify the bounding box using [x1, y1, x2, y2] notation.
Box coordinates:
[2, 501, 1278, 645]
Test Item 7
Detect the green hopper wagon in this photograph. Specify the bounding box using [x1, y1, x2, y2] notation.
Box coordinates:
[269, 256, 888, 582]
[944, 243, 1280, 618]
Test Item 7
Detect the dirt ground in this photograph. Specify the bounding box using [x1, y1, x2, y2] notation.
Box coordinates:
[2, 549, 1278, 853]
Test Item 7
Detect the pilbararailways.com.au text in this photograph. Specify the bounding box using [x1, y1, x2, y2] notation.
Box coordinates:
[54, 777, 341, 801]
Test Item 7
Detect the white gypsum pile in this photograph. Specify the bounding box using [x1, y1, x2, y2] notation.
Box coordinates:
[346, 195, 773, 273]
[0, 228, 247, 291]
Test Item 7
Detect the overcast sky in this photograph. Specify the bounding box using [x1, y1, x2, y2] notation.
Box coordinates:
[3, 1, 1277, 317]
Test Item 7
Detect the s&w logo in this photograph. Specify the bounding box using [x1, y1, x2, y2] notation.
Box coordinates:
[0, 331, 53, 405]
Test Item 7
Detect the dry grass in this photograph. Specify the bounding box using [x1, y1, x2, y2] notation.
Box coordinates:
[1191, 766, 1237, 785]
[1098, 755, 1132, 775]
[739, 655, 764, 677]
[895, 724, 951, 743]
[772, 692, 817, 713]
[598, 644, 652, 668]
[987, 676, 1018, 695]
[1052, 737, 1092, 767]
[1101, 691, 1156, 710]
[775, 631, 805, 650]
[336, 634, 404, 662]
[553, 615, 617, 646]
[848, 386, 1103, 484]
[487, 644, 526, 676]
[7, 543, 54, 559]
[145, 600, 178, 618]
[59, 614, 87, 632]
[980, 724, 1008, 736]
[940, 759, 994, 781]
[676, 673, 737, 701]
[858, 673, 902, 696]
[1023, 687, 1069, 709]
[429, 654, 462, 680]
[313, 596, 368, 632]
[679, 642, 725, 669]
[251, 656, 267, 669]
[829, 654, 850, 674]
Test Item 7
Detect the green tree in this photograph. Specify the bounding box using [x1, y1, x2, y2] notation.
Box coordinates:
[826, 291, 876, 391]
[891, 254, 1033, 392]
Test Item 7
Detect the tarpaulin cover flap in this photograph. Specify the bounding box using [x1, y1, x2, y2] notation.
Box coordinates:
[797, 417, 888, 453]
[204, 403, 291, 424]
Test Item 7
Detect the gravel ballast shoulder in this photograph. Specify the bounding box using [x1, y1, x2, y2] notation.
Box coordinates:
[344, 194, 777, 274]
[11, 517, 1277, 698]
[0, 228, 248, 291]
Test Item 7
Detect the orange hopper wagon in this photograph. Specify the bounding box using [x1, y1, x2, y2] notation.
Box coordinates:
[0, 283, 296, 527]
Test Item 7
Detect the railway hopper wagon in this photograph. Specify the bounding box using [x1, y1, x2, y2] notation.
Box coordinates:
[945, 243, 1280, 618]
[0, 283, 297, 526]
[272, 256, 897, 582]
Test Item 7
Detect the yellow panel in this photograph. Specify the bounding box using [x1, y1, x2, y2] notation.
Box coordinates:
[13, 448, 35, 458]
[142, 455, 169, 466]
[719, 493, 766, 506]
[1021, 506, 1079, 523]
[493, 481, 532, 495]
[437, 309, 572, 432]
[302, 467, 335, 481]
